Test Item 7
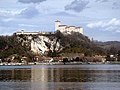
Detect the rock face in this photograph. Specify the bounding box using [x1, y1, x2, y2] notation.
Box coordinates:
[31, 36, 61, 54]
[17, 34, 62, 55]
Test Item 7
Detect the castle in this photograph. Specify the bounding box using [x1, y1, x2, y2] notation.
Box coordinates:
[15, 20, 84, 35]
[55, 20, 83, 34]
[14, 20, 84, 54]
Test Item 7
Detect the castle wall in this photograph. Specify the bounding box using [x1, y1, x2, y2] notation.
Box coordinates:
[55, 21, 61, 31]
[55, 21, 84, 34]
[15, 30, 38, 35]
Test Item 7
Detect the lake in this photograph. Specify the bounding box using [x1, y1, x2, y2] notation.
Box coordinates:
[0, 64, 120, 90]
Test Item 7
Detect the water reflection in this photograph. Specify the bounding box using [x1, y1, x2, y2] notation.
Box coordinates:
[31, 66, 120, 82]
[0, 69, 31, 81]
[0, 65, 120, 90]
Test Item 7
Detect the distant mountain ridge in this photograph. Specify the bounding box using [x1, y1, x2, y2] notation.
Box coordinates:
[94, 41, 120, 51]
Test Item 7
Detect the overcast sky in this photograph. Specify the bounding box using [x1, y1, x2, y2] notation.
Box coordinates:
[0, 0, 120, 41]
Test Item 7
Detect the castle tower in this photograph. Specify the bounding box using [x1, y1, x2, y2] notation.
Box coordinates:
[55, 20, 61, 31]
[21, 30, 24, 34]
[80, 28, 84, 34]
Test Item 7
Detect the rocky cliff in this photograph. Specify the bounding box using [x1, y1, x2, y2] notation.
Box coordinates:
[16, 33, 63, 55]
[0, 31, 105, 60]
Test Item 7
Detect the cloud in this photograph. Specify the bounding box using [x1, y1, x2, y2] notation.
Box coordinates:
[18, 6, 39, 18]
[0, 7, 39, 19]
[87, 18, 120, 28]
[18, 24, 39, 27]
[0, 18, 20, 35]
[0, 18, 17, 28]
[65, 0, 89, 13]
[0, 6, 41, 35]
[0, 9, 19, 18]
[95, 0, 120, 9]
[87, 18, 120, 32]
[52, 11, 77, 17]
[95, 0, 109, 3]
[112, 1, 120, 9]
[18, 0, 46, 4]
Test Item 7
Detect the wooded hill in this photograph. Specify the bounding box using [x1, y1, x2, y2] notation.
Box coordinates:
[94, 41, 120, 55]
[0, 35, 33, 62]
[54, 31, 105, 56]
[0, 31, 116, 62]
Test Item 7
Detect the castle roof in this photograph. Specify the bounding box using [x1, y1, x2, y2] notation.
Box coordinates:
[76, 27, 81, 29]
[59, 25, 67, 27]
[69, 26, 75, 27]
[55, 20, 60, 22]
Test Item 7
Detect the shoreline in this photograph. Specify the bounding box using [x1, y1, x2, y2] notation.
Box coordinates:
[0, 61, 120, 66]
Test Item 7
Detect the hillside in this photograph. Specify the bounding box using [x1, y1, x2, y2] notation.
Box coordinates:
[94, 41, 120, 55]
[0, 35, 34, 62]
[0, 31, 106, 62]
[55, 31, 105, 56]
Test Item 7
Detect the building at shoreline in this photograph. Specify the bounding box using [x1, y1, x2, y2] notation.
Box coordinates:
[55, 20, 83, 34]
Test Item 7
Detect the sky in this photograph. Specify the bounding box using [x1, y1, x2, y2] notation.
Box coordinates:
[0, 0, 120, 41]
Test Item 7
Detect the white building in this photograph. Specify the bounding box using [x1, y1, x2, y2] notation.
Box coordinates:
[55, 20, 84, 34]
[15, 30, 54, 35]
[15, 30, 39, 35]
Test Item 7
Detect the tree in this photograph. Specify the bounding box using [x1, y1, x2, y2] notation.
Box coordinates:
[109, 47, 117, 55]
[62, 58, 69, 64]
[117, 50, 120, 61]
[106, 55, 111, 61]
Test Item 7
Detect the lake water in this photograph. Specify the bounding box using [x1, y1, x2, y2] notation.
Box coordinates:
[0, 64, 120, 90]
